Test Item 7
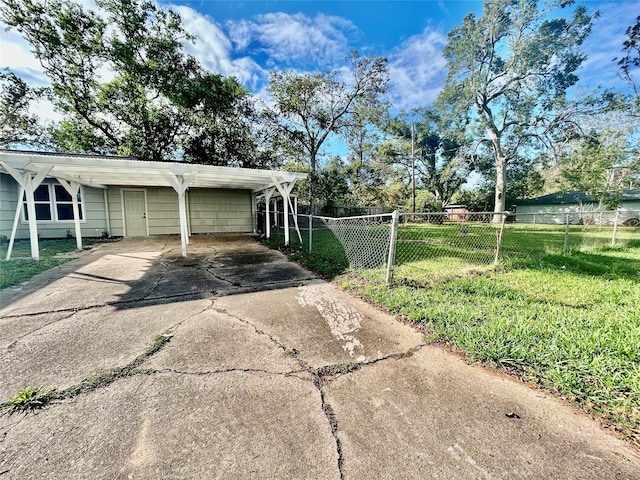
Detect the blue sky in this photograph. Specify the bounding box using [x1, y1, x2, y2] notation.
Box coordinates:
[1, 0, 639, 121]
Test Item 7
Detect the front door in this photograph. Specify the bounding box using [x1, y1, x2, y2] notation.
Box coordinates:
[123, 190, 147, 237]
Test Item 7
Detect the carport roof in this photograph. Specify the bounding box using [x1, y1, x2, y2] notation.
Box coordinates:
[0, 149, 307, 192]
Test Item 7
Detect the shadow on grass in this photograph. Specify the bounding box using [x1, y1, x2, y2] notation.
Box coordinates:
[503, 245, 640, 282]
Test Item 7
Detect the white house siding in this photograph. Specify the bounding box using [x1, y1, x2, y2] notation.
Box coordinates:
[147, 187, 180, 235]
[0, 173, 19, 237]
[516, 202, 640, 225]
[189, 188, 253, 234]
[105, 186, 253, 237]
[0, 173, 108, 239]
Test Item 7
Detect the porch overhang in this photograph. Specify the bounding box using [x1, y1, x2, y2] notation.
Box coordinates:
[0, 150, 306, 259]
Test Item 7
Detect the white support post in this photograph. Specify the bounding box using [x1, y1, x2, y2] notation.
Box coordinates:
[162, 172, 196, 257]
[283, 189, 290, 245]
[1, 163, 50, 260]
[251, 192, 257, 234]
[103, 189, 111, 237]
[286, 194, 302, 243]
[271, 177, 298, 246]
[264, 187, 275, 239]
[6, 183, 25, 260]
[58, 179, 82, 250]
[24, 175, 40, 261]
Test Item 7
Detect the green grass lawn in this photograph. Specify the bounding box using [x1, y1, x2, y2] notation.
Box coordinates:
[264, 223, 640, 444]
[0, 239, 99, 289]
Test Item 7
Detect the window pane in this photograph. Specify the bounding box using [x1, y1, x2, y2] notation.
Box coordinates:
[34, 185, 50, 202]
[35, 204, 52, 220]
[23, 185, 51, 202]
[54, 185, 72, 202]
[56, 204, 83, 220]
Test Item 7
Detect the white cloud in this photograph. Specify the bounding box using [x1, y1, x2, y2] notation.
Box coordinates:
[227, 12, 357, 67]
[387, 28, 448, 110]
[168, 5, 265, 88]
[579, 1, 639, 93]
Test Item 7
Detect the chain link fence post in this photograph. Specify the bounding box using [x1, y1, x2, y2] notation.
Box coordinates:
[563, 214, 570, 253]
[308, 214, 313, 253]
[494, 212, 507, 264]
[385, 210, 399, 284]
[611, 210, 620, 246]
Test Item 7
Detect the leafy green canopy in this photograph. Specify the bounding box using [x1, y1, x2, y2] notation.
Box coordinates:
[0, 69, 47, 147]
[0, 0, 264, 166]
[436, 0, 602, 215]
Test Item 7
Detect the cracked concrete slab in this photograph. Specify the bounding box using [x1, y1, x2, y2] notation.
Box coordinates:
[1, 235, 639, 479]
[142, 308, 303, 375]
[0, 373, 340, 479]
[215, 281, 425, 368]
[0, 299, 211, 399]
[324, 346, 640, 480]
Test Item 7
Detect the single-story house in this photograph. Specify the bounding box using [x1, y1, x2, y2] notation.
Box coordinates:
[514, 189, 640, 225]
[443, 204, 469, 222]
[0, 150, 306, 259]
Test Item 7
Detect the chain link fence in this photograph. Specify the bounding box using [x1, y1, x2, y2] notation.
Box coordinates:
[260, 208, 639, 284]
[505, 210, 640, 255]
[393, 212, 505, 284]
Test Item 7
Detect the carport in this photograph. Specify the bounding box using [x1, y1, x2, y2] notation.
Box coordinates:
[0, 150, 306, 260]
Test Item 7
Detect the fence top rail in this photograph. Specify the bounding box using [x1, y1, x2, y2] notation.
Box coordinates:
[516, 210, 633, 215]
[312, 212, 395, 221]
[399, 211, 510, 216]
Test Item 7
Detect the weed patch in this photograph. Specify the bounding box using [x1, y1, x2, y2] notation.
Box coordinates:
[1, 386, 55, 414]
[1, 333, 173, 412]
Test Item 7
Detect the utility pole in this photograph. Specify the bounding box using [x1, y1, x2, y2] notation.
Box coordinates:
[411, 122, 416, 213]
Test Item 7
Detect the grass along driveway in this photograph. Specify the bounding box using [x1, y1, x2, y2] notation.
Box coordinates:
[0, 239, 101, 289]
[340, 245, 640, 444]
[264, 227, 640, 445]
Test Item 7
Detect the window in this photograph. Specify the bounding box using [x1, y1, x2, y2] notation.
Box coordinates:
[23, 183, 84, 221]
[54, 185, 83, 220]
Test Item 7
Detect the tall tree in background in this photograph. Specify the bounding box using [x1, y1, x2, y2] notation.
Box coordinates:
[436, 0, 598, 218]
[381, 108, 466, 211]
[0, 0, 253, 164]
[0, 69, 47, 147]
[617, 16, 640, 98]
[559, 130, 639, 208]
[266, 52, 388, 208]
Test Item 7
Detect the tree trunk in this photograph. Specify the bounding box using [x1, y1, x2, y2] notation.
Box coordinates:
[487, 127, 507, 222]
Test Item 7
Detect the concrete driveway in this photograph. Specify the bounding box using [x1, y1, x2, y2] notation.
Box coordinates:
[0, 235, 638, 479]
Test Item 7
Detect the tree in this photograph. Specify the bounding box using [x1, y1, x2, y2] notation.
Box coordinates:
[617, 16, 640, 98]
[0, 69, 47, 147]
[266, 52, 388, 208]
[0, 0, 252, 163]
[436, 0, 599, 218]
[379, 109, 467, 211]
[559, 130, 639, 208]
[316, 157, 351, 212]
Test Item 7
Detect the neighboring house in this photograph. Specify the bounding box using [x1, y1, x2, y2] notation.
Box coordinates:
[0, 150, 306, 259]
[515, 189, 640, 225]
[443, 204, 469, 222]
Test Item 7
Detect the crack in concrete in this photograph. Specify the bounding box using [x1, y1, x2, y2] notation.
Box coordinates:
[4, 310, 79, 352]
[317, 388, 345, 480]
[0, 291, 214, 319]
[144, 366, 309, 378]
[210, 306, 310, 371]
[139, 259, 170, 300]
